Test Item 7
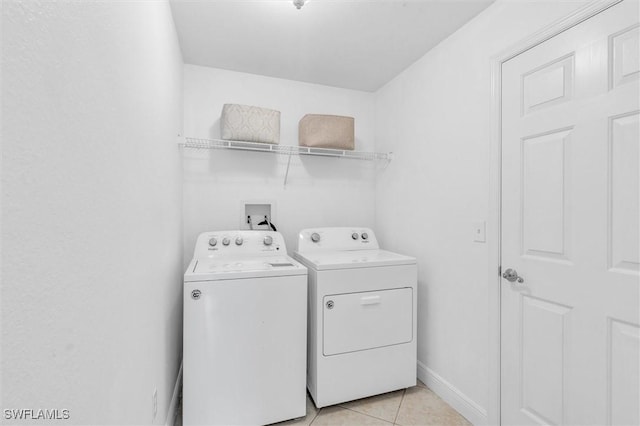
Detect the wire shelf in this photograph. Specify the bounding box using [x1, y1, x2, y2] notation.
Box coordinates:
[180, 137, 392, 161]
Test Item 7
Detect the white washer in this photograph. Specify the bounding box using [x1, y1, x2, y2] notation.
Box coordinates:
[294, 227, 417, 408]
[183, 230, 307, 426]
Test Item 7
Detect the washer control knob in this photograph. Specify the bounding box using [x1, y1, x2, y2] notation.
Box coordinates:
[351, 233, 359, 240]
[311, 233, 321, 243]
[361, 232, 369, 240]
[222, 238, 230, 246]
[235, 237, 243, 246]
[208, 238, 218, 247]
[263, 235, 273, 246]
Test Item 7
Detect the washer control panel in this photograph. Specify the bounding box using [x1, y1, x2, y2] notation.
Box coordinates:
[193, 230, 286, 258]
[297, 227, 379, 252]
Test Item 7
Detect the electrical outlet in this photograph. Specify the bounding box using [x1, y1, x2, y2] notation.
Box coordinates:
[152, 388, 158, 421]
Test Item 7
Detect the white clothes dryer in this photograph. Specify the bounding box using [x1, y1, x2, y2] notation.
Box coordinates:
[294, 227, 417, 408]
[183, 230, 307, 426]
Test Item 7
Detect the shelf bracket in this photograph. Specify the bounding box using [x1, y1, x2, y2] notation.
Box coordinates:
[283, 152, 293, 188]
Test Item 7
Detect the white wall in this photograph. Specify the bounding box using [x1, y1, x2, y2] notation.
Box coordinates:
[374, 1, 590, 423]
[1, 1, 183, 424]
[183, 65, 376, 262]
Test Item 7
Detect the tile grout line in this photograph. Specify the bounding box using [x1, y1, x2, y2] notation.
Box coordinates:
[308, 406, 321, 425]
[339, 405, 395, 424]
[336, 390, 408, 424]
[392, 388, 407, 425]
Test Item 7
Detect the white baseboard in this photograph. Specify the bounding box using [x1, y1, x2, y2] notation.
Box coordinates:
[417, 361, 488, 426]
[165, 362, 183, 426]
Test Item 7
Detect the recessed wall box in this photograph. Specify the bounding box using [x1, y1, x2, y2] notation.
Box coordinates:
[241, 201, 276, 230]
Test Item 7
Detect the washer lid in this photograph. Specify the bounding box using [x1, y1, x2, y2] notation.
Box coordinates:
[184, 255, 307, 281]
[294, 249, 416, 270]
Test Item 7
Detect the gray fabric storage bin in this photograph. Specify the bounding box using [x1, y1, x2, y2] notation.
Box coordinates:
[221, 104, 280, 144]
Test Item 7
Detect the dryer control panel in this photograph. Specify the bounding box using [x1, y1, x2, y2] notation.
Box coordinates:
[193, 230, 286, 258]
[297, 227, 380, 252]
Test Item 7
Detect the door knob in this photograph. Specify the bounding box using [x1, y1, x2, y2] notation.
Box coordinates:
[503, 268, 524, 283]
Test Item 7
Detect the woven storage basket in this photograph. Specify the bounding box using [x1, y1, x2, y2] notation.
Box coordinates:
[221, 104, 280, 144]
[298, 114, 354, 150]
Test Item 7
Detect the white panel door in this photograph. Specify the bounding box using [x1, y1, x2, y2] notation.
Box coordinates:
[501, 2, 639, 425]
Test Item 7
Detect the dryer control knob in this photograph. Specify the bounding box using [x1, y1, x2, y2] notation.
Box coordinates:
[311, 233, 320, 243]
[351, 233, 359, 240]
[208, 238, 218, 247]
[235, 237, 243, 246]
[222, 238, 230, 246]
[361, 232, 369, 240]
[263, 236, 273, 246]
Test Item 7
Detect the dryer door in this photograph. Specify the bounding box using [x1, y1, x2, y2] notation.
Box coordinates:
[323, 288, 413, 356]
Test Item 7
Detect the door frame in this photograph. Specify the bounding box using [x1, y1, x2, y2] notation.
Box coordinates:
[487, 1, 624, 424]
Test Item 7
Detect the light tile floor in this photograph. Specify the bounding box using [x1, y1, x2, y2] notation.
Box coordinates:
[174, 380, 470, 426]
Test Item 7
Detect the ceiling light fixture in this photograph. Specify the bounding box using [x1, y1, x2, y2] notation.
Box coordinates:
[293, 0, 305, 9]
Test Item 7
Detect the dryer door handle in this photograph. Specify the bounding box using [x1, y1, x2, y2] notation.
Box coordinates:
[360, 295, 381, 305]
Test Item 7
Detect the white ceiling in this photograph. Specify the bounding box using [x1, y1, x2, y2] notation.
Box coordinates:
[170, 0, 495, 92]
